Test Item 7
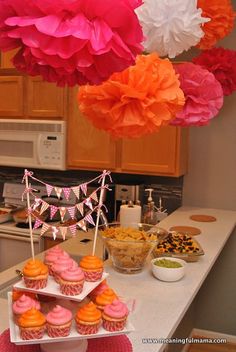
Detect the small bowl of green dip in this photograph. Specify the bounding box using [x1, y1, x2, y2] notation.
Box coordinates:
[151, 257, 186, 282]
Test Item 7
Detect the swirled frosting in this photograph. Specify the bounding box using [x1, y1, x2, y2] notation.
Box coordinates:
[60, 265, 84, 282]
[18, 308, 46, 328]
[79, 255, 103, 270]
[12, 289, 37, 302]
[76, 302, 101, 323]
[95, 288, 117, 307]
[103, 299, 128, 319]
[46, 245, 63, 256]
[46, 305, 72, 325]
[52, 255, 74, 274]
[23, 259, 48, 277]
[13, 294, 40, 315]
[90, 280, 109, 298]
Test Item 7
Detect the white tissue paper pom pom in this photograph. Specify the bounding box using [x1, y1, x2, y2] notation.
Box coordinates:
[136, 0, 209, 58]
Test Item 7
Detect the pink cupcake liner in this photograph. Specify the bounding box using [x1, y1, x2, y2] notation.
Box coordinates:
[20, 327, 45, 340]
[60, 283, 83, 296]
[76, 322, 100, 335]
[24, 278, 48, 290]
[47, 324, 71, 338]
[83, 270, 103, 282]
[103, 319, 127, 332]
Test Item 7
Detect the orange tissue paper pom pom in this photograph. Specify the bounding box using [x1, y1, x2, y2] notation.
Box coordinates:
[197, 0, 236, 50]
[77, 53, 185, 139]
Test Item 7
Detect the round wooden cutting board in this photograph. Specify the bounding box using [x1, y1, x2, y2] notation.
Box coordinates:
[169, 225, 201, 236]
[190, 215, 217, 222]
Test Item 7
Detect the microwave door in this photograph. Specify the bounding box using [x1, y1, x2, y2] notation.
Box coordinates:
[0, 132, 37, 167]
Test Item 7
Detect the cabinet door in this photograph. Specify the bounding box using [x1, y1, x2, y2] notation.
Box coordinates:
[0, 49, 18, 69]
[0, 76, 24, 116]
[119, 126, 188, 176]
[27, 77, 65, 118]
[67, 88, 116, 170]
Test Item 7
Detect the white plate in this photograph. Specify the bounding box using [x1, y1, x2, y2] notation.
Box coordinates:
[8, 293, 134, 345]
[14, 273, 109, 302]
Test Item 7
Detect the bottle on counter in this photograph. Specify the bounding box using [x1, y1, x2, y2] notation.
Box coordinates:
[142, 189, 168, 225]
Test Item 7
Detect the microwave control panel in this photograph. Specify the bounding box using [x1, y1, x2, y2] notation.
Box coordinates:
[38, 134, 65, 168]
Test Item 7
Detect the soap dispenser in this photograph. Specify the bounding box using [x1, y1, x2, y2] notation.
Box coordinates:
[142, 189, 158, 225]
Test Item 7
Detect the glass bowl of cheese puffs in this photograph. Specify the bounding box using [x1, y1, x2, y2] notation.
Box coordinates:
[99, 223, 168, 274]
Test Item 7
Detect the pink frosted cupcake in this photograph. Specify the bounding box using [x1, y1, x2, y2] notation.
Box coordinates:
[89, 280, 109, 302]
[18, 308, 46, 340]
[44, 246, 63, 275]
[51, 253, 74, 283]
[59, 264, 85, 296]
[23, 259, 48, 289]
[102, 299, 128, 332]
[46, 305, 72, 338]
[13, 294, 41, 324]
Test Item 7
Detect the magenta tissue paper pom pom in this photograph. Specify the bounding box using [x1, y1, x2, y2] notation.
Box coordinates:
[171, 62, 224, 127]
[0, 0, 143, 86]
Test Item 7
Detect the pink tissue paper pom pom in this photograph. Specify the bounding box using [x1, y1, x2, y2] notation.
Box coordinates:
[170, 62, 224, 127]
[0, 0, 143, 86]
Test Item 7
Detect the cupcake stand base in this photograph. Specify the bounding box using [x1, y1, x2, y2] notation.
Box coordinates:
[41, 339, 88, 352]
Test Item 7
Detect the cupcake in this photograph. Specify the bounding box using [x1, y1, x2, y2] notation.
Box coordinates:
[95, 288, 117, 311]
[59, 264, 85, 296]
[13, 294, 41, 324]
[46, 305, 72, 338]
[79, 255, 103, 282]
[89, 280, 109, 302]
[51, 253, 74, 283]
[18, 308, 46, 340]
[23, 259, 48, 289]
[44, 246, 63, 275]
[102, 299, 128, 332]
[12, 288, 37, 302]
[75, 302, 101, 335]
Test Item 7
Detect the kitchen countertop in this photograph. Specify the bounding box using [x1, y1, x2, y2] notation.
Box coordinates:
[0, 206, 235, 351]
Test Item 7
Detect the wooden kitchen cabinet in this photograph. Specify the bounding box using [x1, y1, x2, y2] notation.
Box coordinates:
[26, 77, 66, 119]
[0, 76, 24, 116]
[119, 126, 188, 176]
[67, 87, 116, 171]
[0, 49, 18, 69]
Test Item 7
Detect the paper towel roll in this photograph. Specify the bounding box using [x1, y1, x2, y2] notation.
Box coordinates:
[120, 204, 141, 228]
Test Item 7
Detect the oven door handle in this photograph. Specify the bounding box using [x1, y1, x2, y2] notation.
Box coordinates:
[0, 234, 40, 243]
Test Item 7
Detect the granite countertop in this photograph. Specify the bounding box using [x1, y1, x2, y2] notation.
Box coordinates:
[0, 206, 235, 352]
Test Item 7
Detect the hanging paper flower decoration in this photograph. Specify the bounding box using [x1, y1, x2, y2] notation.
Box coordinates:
[77, 53, 185, 138]
[135, 0, 209, 58]
[170, 63, 223, 127]
[193, 47, 236, 96]
[0, 0, 144, 86]
[197, 0, 236, 50]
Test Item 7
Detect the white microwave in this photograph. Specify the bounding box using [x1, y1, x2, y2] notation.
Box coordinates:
[0, 119, 66, 170]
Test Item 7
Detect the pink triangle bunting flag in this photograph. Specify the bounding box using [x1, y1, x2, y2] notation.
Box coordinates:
[54, 187, 62, 199]
[33, 218, 43, 229]
[32, 197, 42, 211]
[69, 224, 77, 236]
[78, 220, 87, 232]
[59, 226, 67, 241]
[50, 205, 58, 220]
[81, 183, 87, 196]
[59, 207, 67, 222]
[40, 201, 49, 215]
[68, 206, 76, 219]
[51, 226, 59, 240]
[63, 187, 71, 201]
[72, 186, 80, 199]
[40, 223, 50, 237]
[84, 198, 93, 210]
[85, 214, 95, 226]
[90, 191, 98, 203]
[76, 203, 84, 216]
[46, 184, 53, 197]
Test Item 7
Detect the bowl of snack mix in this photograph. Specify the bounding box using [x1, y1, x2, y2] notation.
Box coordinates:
[99, 223, 168, 274]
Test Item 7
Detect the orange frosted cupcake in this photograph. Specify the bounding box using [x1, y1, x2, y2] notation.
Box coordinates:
[23, 259, 48, 289]
[95, 288, 117, 311]
[18, 308, 46, 340]
[89, 280, 109, 302]
[79, 255, 103, 282]
[75, 302, 101, 335]
[102, 299, 128, 332]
